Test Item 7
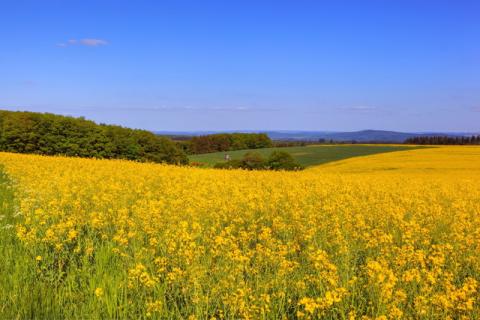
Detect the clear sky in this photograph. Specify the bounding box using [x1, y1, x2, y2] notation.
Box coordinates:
[1, 0, 479, 132]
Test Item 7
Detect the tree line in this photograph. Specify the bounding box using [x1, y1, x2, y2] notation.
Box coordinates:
[404, 135, 480, 145]
[177, 133, 273, 154]
[214, 151, 303, 171]
[0, 110, 188, 164]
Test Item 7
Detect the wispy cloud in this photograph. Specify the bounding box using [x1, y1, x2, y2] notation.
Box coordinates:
[57, 38, 108, 47]
[338, 106, 377, 112]
[470, 106, 480, 112]
[2, 105, 282, 116]
[109, 105, 280, 112]
[18, 80, 37, 87]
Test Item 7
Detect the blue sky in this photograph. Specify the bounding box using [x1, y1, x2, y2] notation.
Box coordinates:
[1, 0, 479, 132]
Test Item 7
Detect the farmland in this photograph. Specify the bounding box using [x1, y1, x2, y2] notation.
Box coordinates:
[1, 146, 480, 319]
[189, 144, 421, 167]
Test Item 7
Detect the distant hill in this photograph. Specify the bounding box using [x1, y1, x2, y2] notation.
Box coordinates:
[267, 130, 477, 142]
[157, 130, 477, 143]
[266, 130, 472, 143]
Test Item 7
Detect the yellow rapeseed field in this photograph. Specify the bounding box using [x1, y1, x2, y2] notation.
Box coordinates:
[1, 146, 480, 319]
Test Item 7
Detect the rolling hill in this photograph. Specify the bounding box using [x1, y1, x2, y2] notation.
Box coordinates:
[157, 129, 476, 143]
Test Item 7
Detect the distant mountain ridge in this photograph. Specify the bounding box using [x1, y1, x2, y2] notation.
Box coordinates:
[157, 130, 478, 143]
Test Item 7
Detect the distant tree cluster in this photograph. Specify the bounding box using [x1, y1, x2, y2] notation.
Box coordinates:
[273, 141, 309, 147]
[180, 133, 273, 154]
[0, 110, 188, 164]
[214, 151, 303, 171]
[405, 136, 480, 145]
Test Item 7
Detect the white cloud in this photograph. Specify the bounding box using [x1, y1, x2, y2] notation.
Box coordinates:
[349, 106, 377, 110]
[57, 38, 108, 47]
[79, 39, 108, 46]
[338, 106, 378, 112]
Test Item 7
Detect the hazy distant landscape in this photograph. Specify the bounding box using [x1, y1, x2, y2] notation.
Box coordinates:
[158, 129, 478, 143]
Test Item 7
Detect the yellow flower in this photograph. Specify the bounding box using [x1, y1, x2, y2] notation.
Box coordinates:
[85, 247, 94, 256]
[95, 287, 104, 298]
[1, 146, 480, 317]
[67, 229, 78, 241]
[146, 300, 162, 314]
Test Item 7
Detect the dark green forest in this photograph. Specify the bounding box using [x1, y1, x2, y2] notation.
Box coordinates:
[178, 133, 273, 154]
[0, 110, 188, 164]
[405, 135, 480, 145]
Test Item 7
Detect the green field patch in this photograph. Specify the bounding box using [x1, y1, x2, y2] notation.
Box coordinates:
[189, 145, 423, 168]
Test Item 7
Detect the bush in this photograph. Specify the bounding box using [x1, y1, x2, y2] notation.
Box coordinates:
[240, 152, 266, 170]
[267, 151, 303, 170]
[214, 150, 303, 171]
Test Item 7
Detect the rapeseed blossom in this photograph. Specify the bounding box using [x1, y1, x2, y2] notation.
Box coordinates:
[0, 146, 479, 318]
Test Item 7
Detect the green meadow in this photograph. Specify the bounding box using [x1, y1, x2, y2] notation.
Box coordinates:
[189, 144, 421, 167]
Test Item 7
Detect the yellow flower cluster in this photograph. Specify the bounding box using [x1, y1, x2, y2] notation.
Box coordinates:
[1, 146, 480, 318]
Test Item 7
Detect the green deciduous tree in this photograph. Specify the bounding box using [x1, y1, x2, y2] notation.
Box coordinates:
[0, 110, 188, 164]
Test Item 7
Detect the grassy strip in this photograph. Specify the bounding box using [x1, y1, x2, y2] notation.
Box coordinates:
[189, 144, 424, 167]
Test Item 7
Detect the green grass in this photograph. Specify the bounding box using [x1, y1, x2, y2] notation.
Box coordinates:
[0, 167, 52, 319]
[189, 144, 422, 167]
[0, 167, 133, 318]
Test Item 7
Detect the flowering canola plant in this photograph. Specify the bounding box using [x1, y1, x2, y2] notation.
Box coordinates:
[0, 146, 480, 319]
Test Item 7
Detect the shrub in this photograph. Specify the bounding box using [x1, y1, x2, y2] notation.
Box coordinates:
[240, 152, 266, 170]
[214, 151, 303, 171]
[267, 151, 303, 171]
